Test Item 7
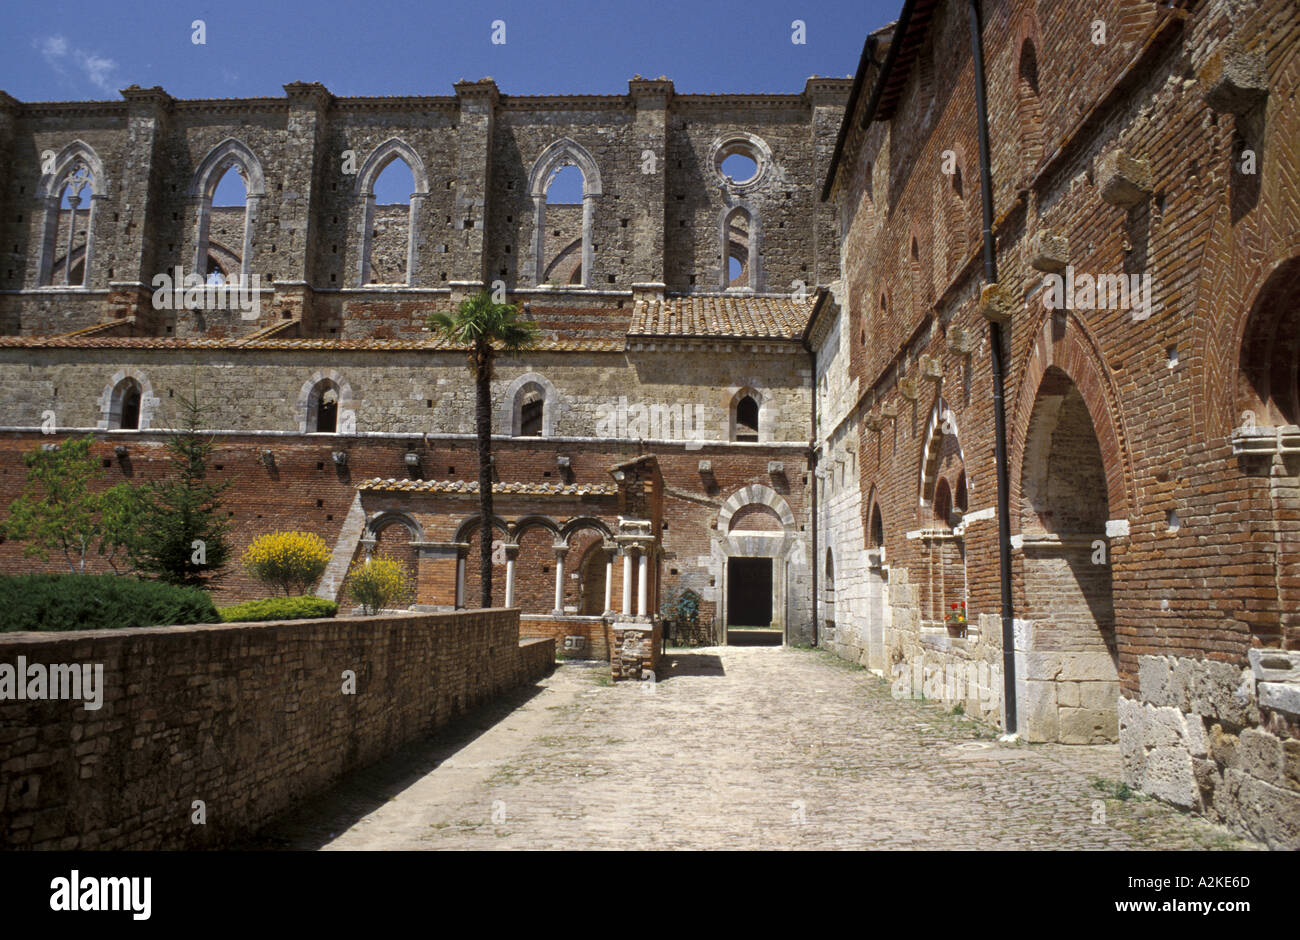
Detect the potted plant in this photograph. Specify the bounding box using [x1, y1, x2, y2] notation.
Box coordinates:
[945, 601, 968, 638]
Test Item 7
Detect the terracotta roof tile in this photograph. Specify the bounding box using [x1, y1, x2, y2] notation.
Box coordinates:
[357, 478, 617, 496]
[0, 335, 624, 352]
[628, 295, 811, 340]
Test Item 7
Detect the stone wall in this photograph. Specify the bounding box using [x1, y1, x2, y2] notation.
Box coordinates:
[1120, 651, 1300, 849]
[0, 346, 809, 440]
[0, 78, 849, 312]
[0, 608, 554, 849]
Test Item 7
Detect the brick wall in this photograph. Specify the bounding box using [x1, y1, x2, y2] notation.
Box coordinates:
[521, 614, 611, 661]
[0, 608, 554, 850]
[823, 0, 1300, 841]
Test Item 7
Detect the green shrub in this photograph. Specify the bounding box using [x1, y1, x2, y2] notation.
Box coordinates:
[218, 595, 338, 623]
[0, 573, 219, 632]
[344, 554, 414, 615]
[241, 531, 331, 595]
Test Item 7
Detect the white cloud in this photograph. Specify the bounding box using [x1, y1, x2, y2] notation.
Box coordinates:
[34, 34, 120, 94]
[77, 52, 118, 91]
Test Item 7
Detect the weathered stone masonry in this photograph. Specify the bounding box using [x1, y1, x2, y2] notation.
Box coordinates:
[0, 77, 849, 656]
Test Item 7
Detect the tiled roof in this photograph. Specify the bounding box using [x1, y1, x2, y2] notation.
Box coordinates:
[357, 478, 618, 497]
[0, 335, 624, 352]
[628, 295, 811, 340]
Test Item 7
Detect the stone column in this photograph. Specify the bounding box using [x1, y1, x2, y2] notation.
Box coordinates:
[603, 548, 615, 616]
[504, 547, 516, 608]
[63, 193, 81, 284]
[622, 551, 633, 616]
[455, 555, 466, 609]
[637, 551, 649, 617]
[552, 546, 566, 616]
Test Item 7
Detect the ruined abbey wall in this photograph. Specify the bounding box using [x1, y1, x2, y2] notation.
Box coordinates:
[825, 0, 1300, 847]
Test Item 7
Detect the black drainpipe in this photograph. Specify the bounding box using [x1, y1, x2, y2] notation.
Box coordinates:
[809, 343, 819, 649]
[967, 0, 1017, 736]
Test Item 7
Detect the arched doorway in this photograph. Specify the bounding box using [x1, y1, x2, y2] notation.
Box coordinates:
[1019, 366, 1119, 743]
[865, 500, 888, 671]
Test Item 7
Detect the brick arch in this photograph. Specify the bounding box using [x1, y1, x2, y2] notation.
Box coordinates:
[864, 484, 886, 549]
[512, 514, 562, 544]
[559, 516, 613, 542]
[365, 509, 423, 542]
[453, 513, 510, 544]
[1196, 237, 1300, 436]
[1011, 310, 1136, 530]
[1236, 254, 1300, 427]
[917, 393, 966, 517]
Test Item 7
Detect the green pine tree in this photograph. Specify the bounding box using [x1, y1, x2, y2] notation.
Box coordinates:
[129, 389, 231, 586]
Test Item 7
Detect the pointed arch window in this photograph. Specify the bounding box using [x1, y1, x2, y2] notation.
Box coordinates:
[514, 382, 547, 437]
[37, 142, 105, 288]
[528, 139, 603, 289]
[355, 139, 429, 286]
[191, 139, 266, 286]
[721, 205, 761, 291]
[1016, 39, 1044, 174]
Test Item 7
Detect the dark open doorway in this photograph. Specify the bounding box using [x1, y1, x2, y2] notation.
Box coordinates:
[727, 557, 778, 645]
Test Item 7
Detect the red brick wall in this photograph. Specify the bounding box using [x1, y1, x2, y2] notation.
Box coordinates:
[0, 432, 807, 621]
[520, 615, 611, 661]
[837, 0, 1300, 690]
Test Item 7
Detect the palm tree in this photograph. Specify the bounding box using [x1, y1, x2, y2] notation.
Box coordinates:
[428, 291, 538, 607]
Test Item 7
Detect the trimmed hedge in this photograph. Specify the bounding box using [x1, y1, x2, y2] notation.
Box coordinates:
[218, 595, 338, 623]
[0, 574, 219, 632]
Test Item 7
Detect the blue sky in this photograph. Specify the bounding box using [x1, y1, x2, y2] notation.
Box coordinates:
[3, 0, 898, 102]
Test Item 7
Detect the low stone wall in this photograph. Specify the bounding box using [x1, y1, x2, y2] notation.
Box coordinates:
[0, 609, 553, 850]
[888, 613, 1004, 728]
[1119, 651, 1300, 850]
[520, 614, 611, 661]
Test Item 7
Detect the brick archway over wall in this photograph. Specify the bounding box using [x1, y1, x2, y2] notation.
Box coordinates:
[1196, 233, 1300, 439]
[1010, 310, 1136, 531]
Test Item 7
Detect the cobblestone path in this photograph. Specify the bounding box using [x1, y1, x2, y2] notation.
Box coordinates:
[253, 646, 1259, 850]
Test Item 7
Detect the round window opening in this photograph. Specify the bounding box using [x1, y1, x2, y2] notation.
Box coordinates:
[720, 151, 759, 185]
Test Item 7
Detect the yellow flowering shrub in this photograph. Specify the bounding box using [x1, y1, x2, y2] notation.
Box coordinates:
[344, 554, 414, 615]
[241, 531, 331, 595]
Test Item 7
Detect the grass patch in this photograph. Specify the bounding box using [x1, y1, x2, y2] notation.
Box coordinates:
[1091, 776, 1135, 801]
